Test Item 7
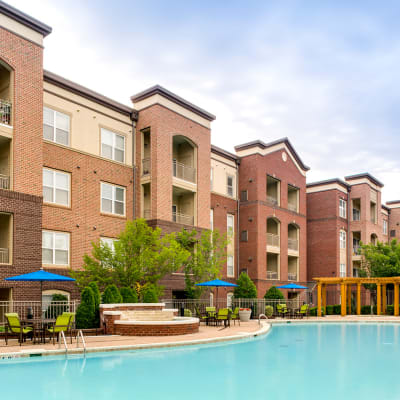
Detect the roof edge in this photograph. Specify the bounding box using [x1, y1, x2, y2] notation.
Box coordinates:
[0, 1, 52, 37]
[386, 200, 400, 205]
[307, 178, 350, 189]
[131, 85, 216, 122]
[211, 144, 239, 162]
[345, 173, 384, 188]
[44, 70, 136, 119]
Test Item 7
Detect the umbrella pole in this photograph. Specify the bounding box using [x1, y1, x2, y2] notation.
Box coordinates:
[40, 281, 42, 320]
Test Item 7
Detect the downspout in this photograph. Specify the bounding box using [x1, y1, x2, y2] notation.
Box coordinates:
[131, 113, 137, 220]
[347, 186, 351, 277]
[236, 159, 240, 278]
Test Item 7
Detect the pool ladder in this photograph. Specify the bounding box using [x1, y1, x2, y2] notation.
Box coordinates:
[258, 314, 267, 325]
[76, 329, 87, 356]
[58, 330, 68, 354]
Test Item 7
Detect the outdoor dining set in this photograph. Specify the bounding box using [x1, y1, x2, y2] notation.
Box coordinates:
[194, 306, 240, 327]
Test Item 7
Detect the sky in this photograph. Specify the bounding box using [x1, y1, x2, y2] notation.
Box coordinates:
[8, 0, 400, 201]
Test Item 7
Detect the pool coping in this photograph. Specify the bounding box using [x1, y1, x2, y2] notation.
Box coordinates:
[0, 322, 272, 360]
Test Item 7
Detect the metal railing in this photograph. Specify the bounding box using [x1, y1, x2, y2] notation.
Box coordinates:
[0, 99, 11, 126]
[267, 270, 278, 280]
[267, 233, 280, 247]
[142, 158, 150, 176]
[0, 248, 9, 264]
[0, 300, 79, 324]
[172, 160, 196, 183]
[77, 329, 86, 355]
[288, 238, 299, 251]
[288, 272, 297, 281]
[267, 196, 278, 206]
[353, 245, 361, 256]
[0, 174, 9, 190]
[59, 330, 68, 353]
[288, 203, 298, 212]
[172, 212, 194, 225]
[143, 209, 151, 219]
[352, 209, 360, 221]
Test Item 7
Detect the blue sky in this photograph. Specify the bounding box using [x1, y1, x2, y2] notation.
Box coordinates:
[10, 0, 400, 200]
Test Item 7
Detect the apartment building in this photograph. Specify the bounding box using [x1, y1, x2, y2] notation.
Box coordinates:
[235, 139, 309, 298]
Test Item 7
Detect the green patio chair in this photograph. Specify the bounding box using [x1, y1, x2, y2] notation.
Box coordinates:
[230, 307, 240, 326]
[296, 304, 309, 319]
[47, 313, 73, 344]
[276, 304, 289, 318]
[215, 308, 231, 327]
[5, 313, 33, 346]
[62, 312, 76, 343]
[205, 307, 216, 317]
[194, 305, 207, 324]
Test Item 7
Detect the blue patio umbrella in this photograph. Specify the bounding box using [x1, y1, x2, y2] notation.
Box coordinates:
[5, 269, 75, 317]
[276, 283, 308, 290]
[196, 279, 238, 306]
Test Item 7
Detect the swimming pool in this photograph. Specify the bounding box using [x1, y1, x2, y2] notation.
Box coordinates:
[1, 323, 399, 399]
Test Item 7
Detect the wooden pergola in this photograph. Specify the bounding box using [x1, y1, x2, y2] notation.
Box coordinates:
[314, 277, 400, 317]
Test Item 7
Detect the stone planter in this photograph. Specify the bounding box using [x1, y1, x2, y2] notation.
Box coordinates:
[239, 309, 252, 322]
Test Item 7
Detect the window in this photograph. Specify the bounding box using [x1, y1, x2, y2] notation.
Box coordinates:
[101, 182, 125, 216]
[43, 107, 70, 146]
[210, 209, 214, 231]
[340, 263, 346, 277]
[390, 230, 396, 238]
[383, 220, 388, 235]
[340, 231, 346, 249]
[227, 255, 234, 277]
[210, 168, 213, 190]
[101, 128, 125, 163]
[241, 190, 248, 202]
[339, 199, 346, 218]
[100, 237, 118, 253]
[227, 293, 234, 308]
[227, 175, 234, 197]
[43, 168, 70, 206]
[227, 214, 234, 237]
[42, 290, 70, 310]
[42, 231, 70, 266]
[241, 231, 248, 242]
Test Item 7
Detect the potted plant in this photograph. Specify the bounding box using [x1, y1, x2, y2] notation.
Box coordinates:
[239, 308, 252, 322]
[265, 305, 274, 319]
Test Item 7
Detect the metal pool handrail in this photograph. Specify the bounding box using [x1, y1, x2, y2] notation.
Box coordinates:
[77, 329, 86, 355]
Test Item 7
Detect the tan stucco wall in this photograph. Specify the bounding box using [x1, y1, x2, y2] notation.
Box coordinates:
[211, 153, 238, 199]
[0, 13, 43, 46]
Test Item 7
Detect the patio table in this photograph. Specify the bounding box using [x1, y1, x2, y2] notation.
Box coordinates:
[21, 319, 55, 344]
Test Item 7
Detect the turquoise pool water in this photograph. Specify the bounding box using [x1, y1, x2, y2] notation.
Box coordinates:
[1, 323, 399, 399]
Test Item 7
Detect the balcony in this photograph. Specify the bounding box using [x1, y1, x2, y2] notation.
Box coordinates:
[352, 245, 361, 256]
[267, 196, 278, 206]
[0, 248, 8, 264]
[288, 238, 299, 251]
[173, 160, 196, 183]
[0, 212, 11, 264]
[267, 271, 278, 280]
[142, 158, 150, 176]
[267, 233, 280, 247]
[352, 209, 360, 221]
[0, 174, 9, 190]
[172, 212, 194, 225]
[0, 100, 11, 126]
[288, 272, 297, 281]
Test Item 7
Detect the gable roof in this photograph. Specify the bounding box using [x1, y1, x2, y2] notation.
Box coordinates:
[234, 137, 310, 171]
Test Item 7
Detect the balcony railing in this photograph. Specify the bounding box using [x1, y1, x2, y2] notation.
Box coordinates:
[267, 196, 278, 206]
[0, 99, 11, 126]
[0, 174, 9, 190]
[353, 245, 361, 256]
[267, 270, 278, 280]
[288, 203, 298, 212]
[173, 160, 196, 183]
[143, 209, 151, 219]
[288, 272, 297, 281]
[0, 248, 9, 264]
[352, 209, 360, 221]
[288, 238, 299, 251]
[172, 212, 194, 226]
[267, 233, 280, 247]
[142, 158, 150, 176]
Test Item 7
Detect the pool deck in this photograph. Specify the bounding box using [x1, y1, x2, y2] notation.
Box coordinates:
[1, 315, 400, 358]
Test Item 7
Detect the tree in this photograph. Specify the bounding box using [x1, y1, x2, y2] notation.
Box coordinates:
[71, 219, 190, 293]
[264, 286, 284, 300]
[142, 284, 159, 303]
[234, 272, 257, 298]
[76, 287, 95, 329]
[177, 228, 228, 299]
[102, 284, 122, 304]
[88, 282, 101, 327]
[120, 287, 138, 303]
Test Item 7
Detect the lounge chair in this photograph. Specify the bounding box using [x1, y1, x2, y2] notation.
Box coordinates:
[62, 312, 76, 343]
[296, 304, 309, 319]
[194, 305, 208, 325]
[276, 304, 289, 318]
[4, 313, 33, 346]
[215, 308, 231, 327]
[47, 313, 73, 344]
[230, 307, 240, 326]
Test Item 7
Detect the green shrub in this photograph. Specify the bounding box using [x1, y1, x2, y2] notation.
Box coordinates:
[233, 272, 257, 299]
[326, 305, 334, 315]
[361, 305, 375, 315]
[88, 282, 101, 327]
[264, 286, 284, 300]
[265, 305, 273, 318]
[333, 304, 341, 315]
[184, 309, 192, 317]
[76, 287, 95, 329]
[45, 293, 69, 319]
[310, 306, 325, 316]
[102, 284, 122, 304]
[142, 285, 159, 303]
[120, 287, 138, 303]
[386, 304, 394, 315]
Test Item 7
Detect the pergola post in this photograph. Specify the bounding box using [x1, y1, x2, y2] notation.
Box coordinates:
[377, 284, 381, 316]
[322, 284, 326, 310]
[347, 284, 352, 313]
[382, 284, 387, 315]
[395, 283, 399, 317]
[356, 283, 361, 315]
[317, 283, 322, 317]
[341, 283, 347, 316]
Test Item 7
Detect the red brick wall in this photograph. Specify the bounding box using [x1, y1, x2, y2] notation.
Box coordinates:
[114, 321, 199, 336]
[389, 207, 400, 241]
[0, 27, 43, 196]
[42, 142, 134, 275]
[238, 149, 307, 297]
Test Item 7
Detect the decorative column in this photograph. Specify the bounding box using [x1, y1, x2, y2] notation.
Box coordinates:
[322, 284, 327, 310]
[356, 283, 361, 315]
[317, 283, 322, 317]
[377, 284, 381, 316]
[347, 285, 352, 313]
[341, 283, 347, 316]
[382, 284, 387, 315]
[395, 283, 399, 317]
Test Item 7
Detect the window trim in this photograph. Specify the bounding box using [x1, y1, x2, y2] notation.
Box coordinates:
[43, 106, 71, 146]
[226, 174, 234, 197]
[227, 214, 234, 237]
[42, 230, 70, 267]
[100, 237, 118, 253]
[100, 127, 126, 163]
[100, 182, 126, 216]
[383, 219, 388, 235]
[43, 168, 71, 207]
[227, 255, 234, 277]
[339, 263, 346, 277]
[339, 231, 347, 249]
[339, 198, 347, 219]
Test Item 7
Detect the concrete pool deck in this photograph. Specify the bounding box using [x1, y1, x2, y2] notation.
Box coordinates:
[1, 315, 400, 358]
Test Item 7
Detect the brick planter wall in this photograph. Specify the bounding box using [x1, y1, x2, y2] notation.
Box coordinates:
[114, 320, 199, 336]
